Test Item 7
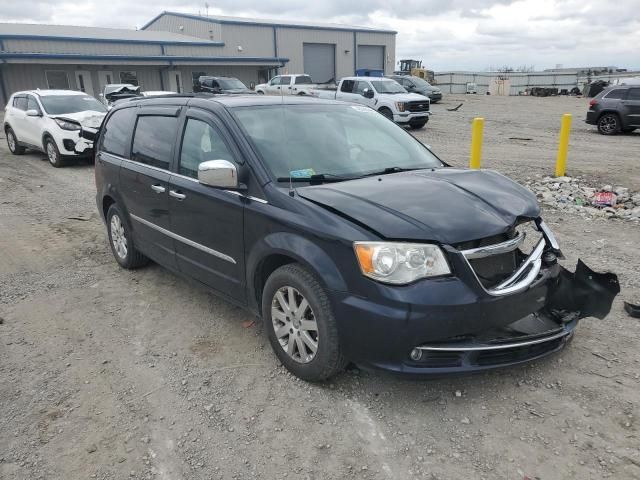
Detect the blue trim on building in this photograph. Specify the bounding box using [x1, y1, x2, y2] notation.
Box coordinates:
[0, 34, 224, 47]
[141, 11, 398, 35]
[0, 52, 289, 64]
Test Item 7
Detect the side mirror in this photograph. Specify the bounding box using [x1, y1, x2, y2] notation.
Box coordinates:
[198, 160, 238, 189]
[26, 109, 41, 117]
[99, 93, 104, 98]
[363, 88, 375, 99]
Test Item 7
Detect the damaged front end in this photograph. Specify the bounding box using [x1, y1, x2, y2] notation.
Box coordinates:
[406, 219, 620, 371]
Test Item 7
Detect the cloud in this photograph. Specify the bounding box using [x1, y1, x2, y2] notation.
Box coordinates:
[0, 0, 638, 71]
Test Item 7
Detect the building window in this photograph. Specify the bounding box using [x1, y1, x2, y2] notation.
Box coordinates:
[46, 71, 70, 90]
[119, 71, 138, 86]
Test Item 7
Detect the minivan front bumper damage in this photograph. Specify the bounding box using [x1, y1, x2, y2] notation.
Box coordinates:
[332, 249, 620, 376]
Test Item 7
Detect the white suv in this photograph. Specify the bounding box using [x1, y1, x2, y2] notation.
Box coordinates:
[4, 90, 107, 167]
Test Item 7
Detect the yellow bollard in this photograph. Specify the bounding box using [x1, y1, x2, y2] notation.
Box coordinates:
[555, 113, 572, 177]
[469, 117, 484, 169]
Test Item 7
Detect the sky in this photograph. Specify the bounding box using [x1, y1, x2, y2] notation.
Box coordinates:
[1, 0, 638, 71]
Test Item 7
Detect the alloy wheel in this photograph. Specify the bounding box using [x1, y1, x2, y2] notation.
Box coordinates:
[599, 115, 618, 134]
[46, 141, 58, 165]
[271, 286, 319, 363]
[7, 131, 16, 152]
[110, 214, 128, 259]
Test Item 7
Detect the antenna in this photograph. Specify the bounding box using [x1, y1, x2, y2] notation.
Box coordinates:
[205, 2, 209, 16]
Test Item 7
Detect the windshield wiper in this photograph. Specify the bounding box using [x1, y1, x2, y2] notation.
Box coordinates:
[361, 167, 423, 177]
[276, 173, 354, 184]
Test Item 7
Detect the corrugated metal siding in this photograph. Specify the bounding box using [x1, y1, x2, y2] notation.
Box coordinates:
[162, 44, 225, 56]
[1, 64, 164, 100]
[144, 14, 222, 41]
[219, 24, 274, 57]
[4, 39, 160, 55]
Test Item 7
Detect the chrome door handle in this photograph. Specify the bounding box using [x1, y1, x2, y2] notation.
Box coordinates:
[151, 184, 165, 193]
[169, 190, 186, 200]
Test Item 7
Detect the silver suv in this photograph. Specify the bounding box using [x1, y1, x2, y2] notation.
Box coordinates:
[586, 85, 640, 135]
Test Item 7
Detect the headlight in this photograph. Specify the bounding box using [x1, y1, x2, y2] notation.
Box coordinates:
[54, 118, 81, 131]
[353, 242, 451, 284]
[395, 102, 406, 112]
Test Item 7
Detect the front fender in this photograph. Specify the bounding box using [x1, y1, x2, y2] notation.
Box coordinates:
[246, 232, 349, 313]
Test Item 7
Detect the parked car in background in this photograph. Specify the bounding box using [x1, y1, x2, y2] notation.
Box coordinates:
[255, 74, 317, 96]
[101, 84, 142, 108]
[387, 75, 443, 103]
[193, 76, 254, 95]
[94, 94, 618, 381]
[4, 90, 107, 167]
[313, 77, 431, 129]
[586, 85, 640, 135]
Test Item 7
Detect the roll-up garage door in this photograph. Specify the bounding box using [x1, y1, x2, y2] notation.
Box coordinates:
[357, 45, 385, 70]
[303, 43, 336, 84]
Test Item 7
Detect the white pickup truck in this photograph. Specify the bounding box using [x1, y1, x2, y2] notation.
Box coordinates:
[313, 77, 431, 129]
[255, 74, 317, 96]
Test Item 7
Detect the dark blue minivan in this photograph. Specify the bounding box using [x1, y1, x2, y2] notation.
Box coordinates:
[94, 95, 618, 381]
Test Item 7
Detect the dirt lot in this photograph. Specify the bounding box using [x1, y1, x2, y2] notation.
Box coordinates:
[1, 96, 639, 480]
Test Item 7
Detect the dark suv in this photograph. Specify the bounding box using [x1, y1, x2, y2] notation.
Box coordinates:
[94, 95, 618, 381]
[387, 75, 443, 103]
[586, 85, 640, 135]
[193, 76, 254, 95]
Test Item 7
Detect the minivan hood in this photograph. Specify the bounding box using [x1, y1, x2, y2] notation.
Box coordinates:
[297, 168, 540, 244]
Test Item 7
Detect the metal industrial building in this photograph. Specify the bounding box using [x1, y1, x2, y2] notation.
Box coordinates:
[0, 12, 396, 106]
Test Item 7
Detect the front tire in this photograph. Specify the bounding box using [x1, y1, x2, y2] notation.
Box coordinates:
[597, 113, 620, 135]
[410, 119, 428, 129]
[262, 264, 346, 382]
[6, 128, 25, 155]
[379, 107, 394, 121]
[45, 137, 64, 167]
[106, 204, 149, 269]
[256, 90, 265, 95]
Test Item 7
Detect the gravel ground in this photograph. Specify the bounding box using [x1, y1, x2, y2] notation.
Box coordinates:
[1, 96, 639, 480]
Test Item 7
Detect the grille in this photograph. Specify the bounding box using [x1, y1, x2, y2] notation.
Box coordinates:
[406, 101, 430, 112]
[459, 222, 543, 290]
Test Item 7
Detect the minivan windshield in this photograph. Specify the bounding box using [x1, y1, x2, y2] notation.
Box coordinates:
[218, 78, 248, 90]
[232, 104, 442, 182]
[39, 95, 107, 115]
[370, 80, 407, 94]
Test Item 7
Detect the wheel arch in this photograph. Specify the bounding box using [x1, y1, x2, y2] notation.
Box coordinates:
[41, 131, 55, 150]
[247, 233, 348, 316]
[597, 110, 621, 121]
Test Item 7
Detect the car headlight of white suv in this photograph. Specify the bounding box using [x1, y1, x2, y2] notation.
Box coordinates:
[54, 118, 81, 131]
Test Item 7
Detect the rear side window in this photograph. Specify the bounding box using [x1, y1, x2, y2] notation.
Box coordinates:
[295, 75, 313, 85]
[604, 89, 625, 99]
[13, 96, 27, 110]
[101, 108, 137, 158]
[131, 115, 178, 170]
[340, 80, 355, 92]
[628, 88, 640, 100]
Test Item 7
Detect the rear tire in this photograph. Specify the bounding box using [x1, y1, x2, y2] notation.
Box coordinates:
[597, 113, 620, 135]
[262, 264, 346, 382]
[256, 90, 265, 95]
[106, 204, 149, 269]
[379, 107, 393, 121]
[45, 137, 64, 167]
[6, 128, 25, 155]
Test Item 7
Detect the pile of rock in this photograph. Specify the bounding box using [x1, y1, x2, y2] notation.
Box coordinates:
[525, 176, 640, 221]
